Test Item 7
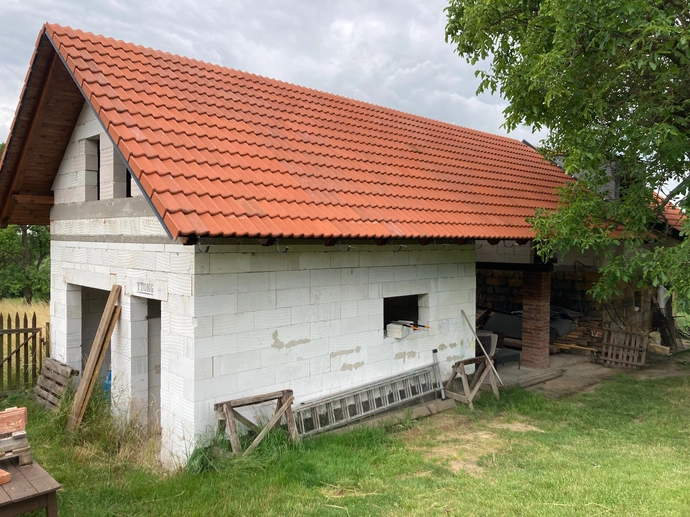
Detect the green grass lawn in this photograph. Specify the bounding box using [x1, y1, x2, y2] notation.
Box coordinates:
[8, 369, 690, 516]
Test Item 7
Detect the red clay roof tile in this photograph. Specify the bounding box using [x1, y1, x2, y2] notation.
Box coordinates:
[41, 23, 577, 240]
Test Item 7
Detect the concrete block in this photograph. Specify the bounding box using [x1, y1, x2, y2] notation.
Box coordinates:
[393, 266, 417, 281]
[276, 270, 310, 290]
[275, 360, 310, 383]
[311, 320, 342, 340]
[340, 316, 370, 335]
[341, 301, 358, 319]
[382, 279, 430, 298]
[238, 272, 275, 293]
[290, 303, 340, 325]
[277, 287, 310, 308]
[254, 308, 291, 330]
[212, 312, 254, 336]
[250, 252, 288, 272]
[194, 357, 214, 380]
[168, 252, 195, 274]
[193, 316, 213, 338]
[236, 328, 277, 352]
[357, 299, 382, 317]
[194, 334, 238, 356]
[238, 291, 276, 313]
[359, 252, 394, 268]
[369, 283, 382, 299]
[328, 334, 358, 353]
[210, 253, 251, 274]
[309, 355, 331, 376]
[220, 350, 261, 376]
[195, 294, 238, 316]
[438, 263, 459, 278]
[298, 252, 330, 270]
[166, 274, 193, 297]
[369, 267, 395, 283]
[357, 330, 383, 349]
[236, 366, 275, 391]
[310, 268, 341, 287]
[194, 273, 237, 296]
[340, 284, 369, 302]
[330, 251, 359, 269]
[340, 267, 368, 285]
[292, 338, 328, 361]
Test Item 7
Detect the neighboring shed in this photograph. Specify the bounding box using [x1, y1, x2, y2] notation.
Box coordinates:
[0, 24, 572, 465]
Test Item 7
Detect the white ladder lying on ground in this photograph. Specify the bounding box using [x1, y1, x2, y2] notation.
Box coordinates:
[293, 360, 443, 437]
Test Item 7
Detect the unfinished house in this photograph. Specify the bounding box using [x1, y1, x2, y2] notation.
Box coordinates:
[0, 24, 572, 465]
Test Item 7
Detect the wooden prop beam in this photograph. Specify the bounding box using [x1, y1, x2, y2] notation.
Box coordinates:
[66, 285, 121, 431]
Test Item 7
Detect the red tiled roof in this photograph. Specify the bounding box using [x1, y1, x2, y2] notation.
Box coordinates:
[656, 193, 685, 233]
[27, 24, 573, 239]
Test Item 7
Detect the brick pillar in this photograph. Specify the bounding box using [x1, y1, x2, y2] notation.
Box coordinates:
[522, 271, 551, 369]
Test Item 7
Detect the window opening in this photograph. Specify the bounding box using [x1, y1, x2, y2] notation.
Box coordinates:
[126, 170, 132, 198]
[383, 295, 420, 330]
[95, 139, 101, 200]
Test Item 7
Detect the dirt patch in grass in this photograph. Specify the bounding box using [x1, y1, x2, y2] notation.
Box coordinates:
[488, 421, 544, 433]
[396, 412, 538, 476]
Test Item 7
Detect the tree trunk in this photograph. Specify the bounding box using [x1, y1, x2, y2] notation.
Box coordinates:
[20, 225, 32, 305]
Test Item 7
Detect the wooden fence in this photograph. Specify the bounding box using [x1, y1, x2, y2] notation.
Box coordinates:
[0, 313, 50, 392]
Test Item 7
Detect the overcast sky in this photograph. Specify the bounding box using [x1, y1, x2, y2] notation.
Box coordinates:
[0, 0, 546, 145]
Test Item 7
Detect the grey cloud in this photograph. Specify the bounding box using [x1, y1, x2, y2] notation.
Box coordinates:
[0, 0, 547, 144]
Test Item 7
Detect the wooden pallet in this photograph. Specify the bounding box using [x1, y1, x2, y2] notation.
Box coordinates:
[34, 358, 79, 411]
[600, 328, 647, 368]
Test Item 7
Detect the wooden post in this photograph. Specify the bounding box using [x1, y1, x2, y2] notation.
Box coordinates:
[30, 313, 37, 385]
[22, 313, 28, 386]
[0, 314, 4, 392]
[44, 321, 50, 361]
[14, 314, 20, 391]
[284, 397, 300, 443]
[222, 404, 242, 455]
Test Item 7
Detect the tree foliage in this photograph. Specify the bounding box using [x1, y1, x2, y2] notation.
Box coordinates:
[0, 225, 50, 304]
[0, 142, 51, 304]
[446, 0, 690, 303]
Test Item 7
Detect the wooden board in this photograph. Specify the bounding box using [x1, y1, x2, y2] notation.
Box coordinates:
[66, 285, 121, 431]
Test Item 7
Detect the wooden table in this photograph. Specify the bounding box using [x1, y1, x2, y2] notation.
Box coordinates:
[0, 461, 60, 516]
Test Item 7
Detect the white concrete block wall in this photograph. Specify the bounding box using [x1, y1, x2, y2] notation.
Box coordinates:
[50, 239, 196, 468]
[192, 244, 476, 438]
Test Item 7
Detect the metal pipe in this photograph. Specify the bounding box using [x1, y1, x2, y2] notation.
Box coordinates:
[432, 348, 445, 400]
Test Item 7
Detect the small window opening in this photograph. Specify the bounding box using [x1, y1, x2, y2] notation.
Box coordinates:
[126, 170, 132, 198]
[384, 295, 420, 330]
[95, 139, 101, 200]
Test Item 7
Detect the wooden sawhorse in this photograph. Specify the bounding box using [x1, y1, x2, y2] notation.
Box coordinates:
[214, 389, 300, 455]
[444, 356, 500, 409]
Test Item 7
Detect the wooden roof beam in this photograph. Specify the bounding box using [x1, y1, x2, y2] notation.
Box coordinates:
[0, 48, 58, 227]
